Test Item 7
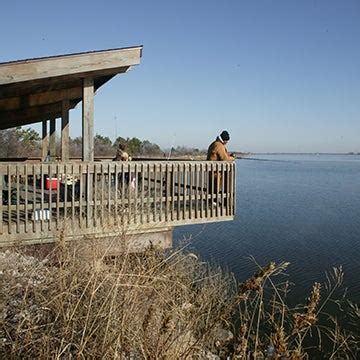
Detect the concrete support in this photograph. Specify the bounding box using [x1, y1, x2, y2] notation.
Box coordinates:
[77, 228, 173, 257]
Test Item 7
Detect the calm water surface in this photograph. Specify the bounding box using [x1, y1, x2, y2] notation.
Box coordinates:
[175, 154, 360, 302]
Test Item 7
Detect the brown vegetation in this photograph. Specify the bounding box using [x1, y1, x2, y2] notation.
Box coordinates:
[0, 239, 359, 359]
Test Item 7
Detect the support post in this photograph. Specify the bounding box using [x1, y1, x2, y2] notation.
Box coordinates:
[50, 118, 56, 162]
[82, 77, 94, 162]
[42, 120, 48, 161]
[61, 99, 70, 161]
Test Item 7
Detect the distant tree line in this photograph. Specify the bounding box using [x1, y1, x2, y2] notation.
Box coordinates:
[0, 128, 41, 158]
[70, 135, 164, 157]
[0, 128, 164, 159]
[168, 146, 205, 157]
[0, 127, 211, 159]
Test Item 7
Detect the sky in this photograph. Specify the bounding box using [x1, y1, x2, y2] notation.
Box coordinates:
[1, 0, 359, 153]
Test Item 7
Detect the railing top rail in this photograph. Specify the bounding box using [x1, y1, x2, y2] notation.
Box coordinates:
[0, 160, 235, 177]
[0, 156, 210, 163]
[0, 160, 235, 167]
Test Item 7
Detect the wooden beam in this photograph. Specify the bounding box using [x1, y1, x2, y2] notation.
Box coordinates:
[61, 100, 70, 161]
[0, 102, 74, 121]
[82, 77, 94, 162]
[0, 67, 128, 99]
[49, 118, 56, 162]
[0, 78, 82, 99]
[0, 47, 142, 85]
[0, 87, 82, 111]
[0, 112, 62, 130]
[42, 120, 48, 161]
[0, 101, 77, 130]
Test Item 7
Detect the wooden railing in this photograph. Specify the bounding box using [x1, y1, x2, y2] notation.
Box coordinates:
[0, 161, 236, 245]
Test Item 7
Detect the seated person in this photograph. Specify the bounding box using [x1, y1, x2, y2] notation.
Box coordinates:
[114, 143, 131, 161]
[59, 174, 80, 201]
[114, 143, 133, 187]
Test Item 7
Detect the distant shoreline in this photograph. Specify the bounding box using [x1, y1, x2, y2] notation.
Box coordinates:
[238, 152, 360, 156]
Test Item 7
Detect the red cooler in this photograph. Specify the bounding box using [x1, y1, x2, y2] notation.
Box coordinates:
[45, 177, 58, 190]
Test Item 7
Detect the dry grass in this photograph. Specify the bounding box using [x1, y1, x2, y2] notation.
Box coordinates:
[0, 238, 359, 359]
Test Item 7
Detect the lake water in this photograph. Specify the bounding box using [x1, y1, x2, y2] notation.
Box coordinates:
[174, 154, 360, 302]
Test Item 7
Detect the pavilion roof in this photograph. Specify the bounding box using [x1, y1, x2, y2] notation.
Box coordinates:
[0, 46, 142, 129]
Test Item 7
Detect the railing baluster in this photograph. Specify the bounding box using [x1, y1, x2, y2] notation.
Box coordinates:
[24, 165, 28, 233]
[64, 164, 68, 224]
[16, 166, 20, 234]
[204, 163, 208, 218]
[183, 163, 187, 220]
[0, 169, 3, 235]
[71, 163, 75, 229]
[48, 164, 52, 231]
[160, 163, 163, 222]
[226, 163, 230, 216]
[40, 164, 44, 231]
[86, 164, 91, 229]
[216, 163, 220, 218]
[32, 165, 36, 233]
[121, 163, 125, 225]
[134, 163, 138, 224]
[165, 163, 170, 222]
[177, 163, 181, 220]
[93, 164, 97, 227]
[141, 163, 145, 224]
[147, 163, 151, 223]
[128, 162, 132, 225]
[7, 165, 11, 234]
[194, 163, 198, 219]
[221, 162, 225, 217]
[108, 163, 111, 225]
[93, 163, 98, 228]
[233, 162, 236, 215]
[79, 164, 83, 228]
[171, 163, 175, 221]
[101, 164, 103, 224]
[56, 164, 60, 230]
[210, 163, 213, 215]
[153, 163, 157, 222]
[229, 162, 233, 215]
[114, 163, 118, 225]
[100, 163, 104, 227]
[189, 163, 193, 219]
[200, 163, 204, 218]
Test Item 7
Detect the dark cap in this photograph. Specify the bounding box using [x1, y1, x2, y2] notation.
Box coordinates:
[220, 130, 230, 141]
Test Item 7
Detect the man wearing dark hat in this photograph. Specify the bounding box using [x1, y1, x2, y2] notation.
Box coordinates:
[207, 130, 235, 161]
[206, 130, 235, 206]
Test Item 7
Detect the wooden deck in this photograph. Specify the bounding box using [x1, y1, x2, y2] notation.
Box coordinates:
[0, 161, 236, 246]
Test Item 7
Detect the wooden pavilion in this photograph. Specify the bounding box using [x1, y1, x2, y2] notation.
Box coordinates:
[0, 46, 236, 250]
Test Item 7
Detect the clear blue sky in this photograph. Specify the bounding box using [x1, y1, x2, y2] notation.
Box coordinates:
[1, 0, 359, 153]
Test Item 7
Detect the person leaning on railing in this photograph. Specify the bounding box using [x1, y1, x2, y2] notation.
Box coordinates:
[206, 130, 235, 162]
[206, 130, 235, 206]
